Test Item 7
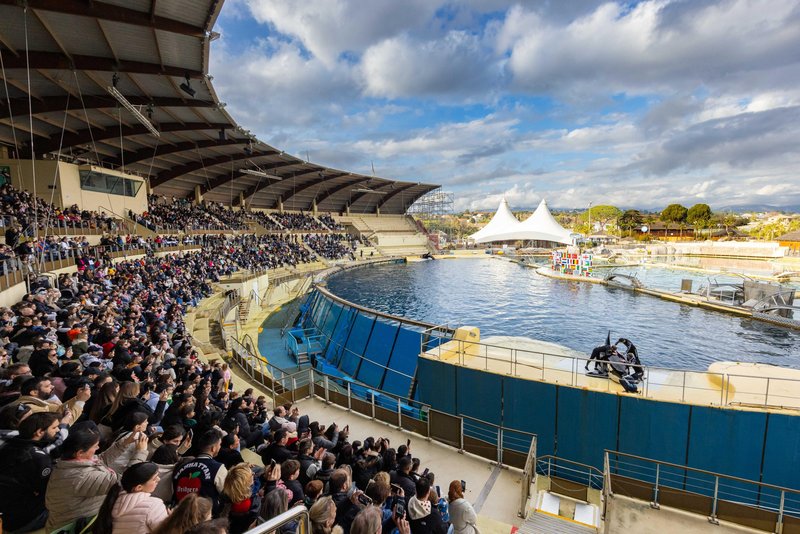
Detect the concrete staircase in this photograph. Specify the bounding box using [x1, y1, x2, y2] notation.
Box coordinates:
[519, 512, 597, 534]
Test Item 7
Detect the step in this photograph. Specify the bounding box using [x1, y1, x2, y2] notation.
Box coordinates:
[519, 512, 597, 534]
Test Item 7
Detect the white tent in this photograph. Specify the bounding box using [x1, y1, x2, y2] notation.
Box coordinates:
[470, 198, 573, 245]
[469, 198, 520, 242]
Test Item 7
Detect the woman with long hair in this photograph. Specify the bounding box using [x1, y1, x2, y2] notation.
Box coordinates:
[447, 480, 477, 534]
[108, 411, 149, 474]
[45, 426, 149, 532]
[93, 462, 168, 534]
[87, 380, 119, 423]
[259, 488, 295, 534]
[151, 494, 212, 534]
[150, 443, 181, 503]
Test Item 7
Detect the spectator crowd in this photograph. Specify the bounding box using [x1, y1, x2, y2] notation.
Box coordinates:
[1, 184, 121, 235]
[0, 237, 476, 534]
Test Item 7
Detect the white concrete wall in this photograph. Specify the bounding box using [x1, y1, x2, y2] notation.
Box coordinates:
[375, 234, 428, 247]
[0, 159, 148, 216]
[646, 241, 787, 258]
[0, 281, 27, 308]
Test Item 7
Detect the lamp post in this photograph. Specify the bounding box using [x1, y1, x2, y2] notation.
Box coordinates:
[588, 201, 592, 236]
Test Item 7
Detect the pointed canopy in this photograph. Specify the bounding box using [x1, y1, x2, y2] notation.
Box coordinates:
[470, 198, 573, 245]
[470, 198, 521, 242]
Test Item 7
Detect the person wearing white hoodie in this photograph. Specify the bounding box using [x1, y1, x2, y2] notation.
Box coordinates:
[94, 461, 169, 534]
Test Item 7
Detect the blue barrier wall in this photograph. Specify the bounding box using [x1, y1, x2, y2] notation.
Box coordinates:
[307, 286, 800, 493]
[415, 356, 800, 493]
[303, 288, 446, 399]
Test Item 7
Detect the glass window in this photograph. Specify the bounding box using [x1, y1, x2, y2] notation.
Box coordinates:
[79, 170, 142, 198]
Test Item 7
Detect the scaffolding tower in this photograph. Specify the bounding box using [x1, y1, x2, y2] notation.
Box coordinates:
[406, 188, 454, 218]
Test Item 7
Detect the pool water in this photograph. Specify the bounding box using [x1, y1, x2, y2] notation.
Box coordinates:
[326, 258, 800, 371]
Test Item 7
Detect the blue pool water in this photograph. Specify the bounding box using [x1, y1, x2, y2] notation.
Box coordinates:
[325, 258, 800, 371]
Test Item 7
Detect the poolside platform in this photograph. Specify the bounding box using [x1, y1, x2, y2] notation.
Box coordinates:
[423, 331, 800, 412]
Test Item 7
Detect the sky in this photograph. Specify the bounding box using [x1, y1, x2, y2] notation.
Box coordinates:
[209, 0, 800, 212]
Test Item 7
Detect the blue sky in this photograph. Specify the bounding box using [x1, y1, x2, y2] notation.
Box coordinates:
[210, 0, 800, 211]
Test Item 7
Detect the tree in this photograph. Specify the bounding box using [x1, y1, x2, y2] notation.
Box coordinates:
[661, 204, 689, 238]
[581, 205, 622, 232]
[687, 203, 713, 237]
[617, 210, 644, 237]
[661, 204, 688, 223]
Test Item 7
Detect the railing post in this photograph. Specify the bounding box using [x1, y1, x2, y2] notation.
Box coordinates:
[765, 377, 771, 406]
[777, 490, 785, 534]
[682, 371, 687, 402]
[459, 417, 464, 452]
[497, 427, 503, 465]
[347, 382, 351, 411]
[308, 368, 314, 399]
[651, 463, 661, 509]
[397, 397, 403, 429]
[324, 375, 330, 403]
[709, 476, 720, 525]
[547, 457, 552, 478]
[291, 376, 297, 402]
[371, 392, 376, 420]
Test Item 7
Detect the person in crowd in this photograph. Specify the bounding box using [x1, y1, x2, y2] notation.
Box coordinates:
[152, 494, 212, 534]
[261, 428, 295, 465]
[447, 480, 477, 534]
[221, 463, 259, 534]
[310, 496, 343, 534]
[150, 443, 181, 503]
[259, 489, 295, 534]
[173, 429, 228, 516]
[93, 461, 169, 534]
[216, 433, 245, 468]
[45, 425, 149, 532]
[390, 457, 417, 505]
[407, 477, 447, 534]
[281, 459, 305, 507]
[0, 412, 61, 532]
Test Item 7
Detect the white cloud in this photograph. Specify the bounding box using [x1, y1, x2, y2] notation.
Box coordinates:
[360, 31, 500, 99]
[501, 0, 800, 95]
[244, 0, 438, 66]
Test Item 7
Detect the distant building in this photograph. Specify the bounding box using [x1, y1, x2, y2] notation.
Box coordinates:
[778, 230, 800, 254]
[585, 231, 618, 244]
[638, 222, 694, 240]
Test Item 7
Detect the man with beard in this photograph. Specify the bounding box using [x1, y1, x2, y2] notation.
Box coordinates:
[0, 412, 61, 532]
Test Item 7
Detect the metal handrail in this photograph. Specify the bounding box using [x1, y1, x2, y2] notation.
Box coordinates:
[606, 450, 800, 495]
[243, 504, 310, 534]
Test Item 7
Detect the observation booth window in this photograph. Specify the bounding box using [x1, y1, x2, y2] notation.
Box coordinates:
[79, 169, 143, 197]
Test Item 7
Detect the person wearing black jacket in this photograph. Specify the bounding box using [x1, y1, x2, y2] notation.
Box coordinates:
[390, 457, 417, 505]
[226, 397, 262, 448]
[0, 412, 60, 532]
[260, 429, 295, 466]
[280, 459, 304, 507]
[106, 389, 167, 430]
[215, 433, 245, 469]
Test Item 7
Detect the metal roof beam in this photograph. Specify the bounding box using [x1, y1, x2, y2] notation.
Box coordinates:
[0, 95, 215, 121]
[347, 182, 395, 209]
[313, 176, 373, 206]
[0, 50, 203, 78]
[197, 160, 301, 195]
[20, 121, 230, 157]
[0, 0, 208, 37]
[103, 138, 248, 167]
[376, 183, 419, 211]
[150, 150, 280, 187]
[277, 172, 350, 207]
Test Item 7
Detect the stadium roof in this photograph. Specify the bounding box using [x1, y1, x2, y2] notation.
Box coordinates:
[0, 0, 438, 214]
